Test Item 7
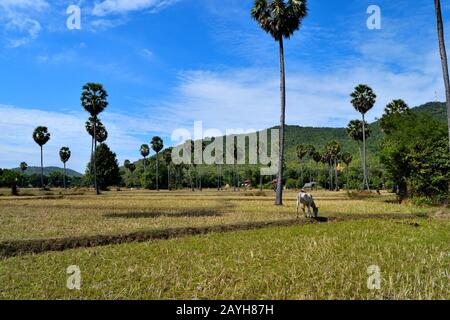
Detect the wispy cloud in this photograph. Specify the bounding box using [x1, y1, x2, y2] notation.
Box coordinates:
[0, 0, 49, 47]
[92, 0, 180, 16]
[0, 104, 163, 171]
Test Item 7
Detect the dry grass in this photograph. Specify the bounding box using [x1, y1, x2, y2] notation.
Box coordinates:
[0, 219, 448, 300]
[1, 188, 448, 300]
[0, 189, 434, 241]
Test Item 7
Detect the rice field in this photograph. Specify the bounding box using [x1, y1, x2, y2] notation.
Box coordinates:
[0, 189, 449, 299]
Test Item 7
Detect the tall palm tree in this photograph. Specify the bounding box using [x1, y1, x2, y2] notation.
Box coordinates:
[32, 126, 50, 188]
[151, 136, 164, 191]
[252, 0, 308, 205]
[81, 83, 108, 195]
[59, 147, 71, 189]
[20, 162, 28, 187]
[124, 160, 136, 173]
[326, 140, 341, 191]
[140, 144, 150, 172]
[350, 85, 376, 190]
[312, 151, 321, 182]
[380, 99, 409, 134]
[163, 148, 173, 191]
[341, 152, 353, 191]
[435, 0, 450, 155]
[296, 144, 308, 185]
[306, 144, 315, 183]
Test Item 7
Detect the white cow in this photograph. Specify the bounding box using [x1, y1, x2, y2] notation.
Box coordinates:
[297, 190, 319, 219]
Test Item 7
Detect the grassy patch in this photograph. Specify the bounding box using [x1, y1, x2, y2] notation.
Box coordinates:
[1, 219, 448, 300]
[0, 190, 436, 241]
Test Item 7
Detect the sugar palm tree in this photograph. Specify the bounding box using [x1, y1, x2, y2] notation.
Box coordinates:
[140, 144, 150, 172]
[124, 160, 136, 173]
[341, 152, 353, 190]
[306, 144, 315, 183]
[19, 162, 28, 187]
[435, 0, 450, 155]
[32, 126, 50, 188]
[380, 99, 409, 134]
[296, 144, 308, 185]
[252, 0, 308, 205]
[163, 148, 173, 190]
[346, 119, 371, 189]
[81, 83, 108, 195]
[151, 136, 164, 191]
[326, 140, 341, 191]
[59, 147, 71, 189]
[312, 151, 322, 182]
[350, 85, 376, 190]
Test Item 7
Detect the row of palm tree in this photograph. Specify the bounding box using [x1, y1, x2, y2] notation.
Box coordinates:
[31, 126, 72, 188]
[251, 0, 450, 204]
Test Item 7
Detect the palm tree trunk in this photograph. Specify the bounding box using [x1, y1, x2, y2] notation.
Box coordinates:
[435, 0, 450, 198]
[362, 114, 369, 190]
[260, 170, 263, 192]
[40, 145, 44, 189]
[142, 156, 146, 189]
[309, 159, 312, 183]
[334, 158, 339, 191]
[93, 117, 100, 195]
[346, 165, 350, 191]
[189, 165, 194, 191]
[275, 37, 286, 206]
[90, 137, 94, 179]
[167, 164, 170, 191]
[63, 162, 67, 189]
[156, 153, 159, 191]
[329, 159, 333, 191]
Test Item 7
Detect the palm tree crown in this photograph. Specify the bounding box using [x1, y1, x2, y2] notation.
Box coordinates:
[251, 0, 308, 41]
[140, 144, 150, 158]
[33, 126, 50, 147]
[81, 83, 108, 116]
[346, 120, 371, 142]
[384, 99, 409, 116]
[151, 137, 164, 154]
[20, 162, 28, 172]
[350, 84, 376, 115]
[59, 147, 71, 163]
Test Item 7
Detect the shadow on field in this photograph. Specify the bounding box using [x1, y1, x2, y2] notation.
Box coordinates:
[105, 210, 224, 219]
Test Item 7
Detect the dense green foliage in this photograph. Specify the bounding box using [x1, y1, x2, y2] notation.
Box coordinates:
[86, 144, 121, 190]
[380, 111, 450, 200]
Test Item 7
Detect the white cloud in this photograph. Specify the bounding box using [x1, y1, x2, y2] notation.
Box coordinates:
[5, 17, 42, 48]
[0, 0, 49, 11]
[146, 51, 442, 137]
[0, 0, 49, 47]
[92, 0, 179, 16]
[0, 105, 163, 171]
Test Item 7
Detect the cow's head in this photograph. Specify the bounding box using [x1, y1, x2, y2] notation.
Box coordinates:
[313, 206, 319, 218]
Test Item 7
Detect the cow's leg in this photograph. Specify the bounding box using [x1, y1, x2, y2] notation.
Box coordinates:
[302, 204, 306, 218]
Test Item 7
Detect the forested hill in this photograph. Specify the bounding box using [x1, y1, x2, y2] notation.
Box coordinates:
[13, 166, 83, 177]
[283, 101, 447, 164]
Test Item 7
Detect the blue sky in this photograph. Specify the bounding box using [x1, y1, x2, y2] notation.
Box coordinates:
[0, 0, 449, 171]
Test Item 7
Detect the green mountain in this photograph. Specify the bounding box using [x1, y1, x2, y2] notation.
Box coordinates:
[282, 101, 447, 164]
[130, 101, 447, 172]
[13, 166, 83, 177]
